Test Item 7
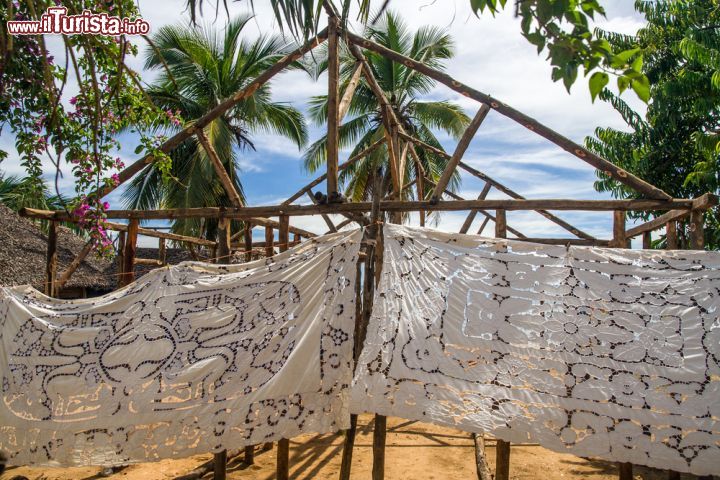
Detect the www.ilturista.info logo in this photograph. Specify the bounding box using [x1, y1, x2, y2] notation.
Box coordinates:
[7, 7, 149, 35]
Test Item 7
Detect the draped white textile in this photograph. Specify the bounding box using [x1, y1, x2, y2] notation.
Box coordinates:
[351, 224, 720, 476]
[0, 229, 362, 467]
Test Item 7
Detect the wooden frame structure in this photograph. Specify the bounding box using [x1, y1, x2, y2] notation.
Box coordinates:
[17, 8, 718, 480]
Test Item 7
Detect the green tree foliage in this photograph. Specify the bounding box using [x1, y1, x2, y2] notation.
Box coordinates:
[124, 15, 308, 239]
[585, 0, 720, 248]
[302, 11, 470, 208]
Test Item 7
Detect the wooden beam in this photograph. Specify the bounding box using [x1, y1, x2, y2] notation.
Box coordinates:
[345, 30, 672, 201]
[117, 231, 126, 276]
[99, 29, 328, 200]
[338, 62, 363, 121]
[326, 15, 341, 200]
[477, 216, 490, 235]
[55, 240, 92, 290]
[520, 237, 610, 246]
[460, 182, 492, 234]
[119, 219, 139, 287]
[625, 193, 717, 238]
[45, 221, 58, 296]
[217, 218, 231, 264]
[20, 198, 698, 223]
[282, 138, 385, 206]
[473, 434, 492, 480]
[432, 105, 490, 201]
[197, 130, 243, 208]
[134, 258, 163, 266]
[495, 209, 507, 239]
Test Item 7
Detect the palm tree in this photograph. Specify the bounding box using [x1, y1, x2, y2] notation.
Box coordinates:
[303, 11, 469, 206]
[124, 15, 308, 239]
[0, 173, 66, 212]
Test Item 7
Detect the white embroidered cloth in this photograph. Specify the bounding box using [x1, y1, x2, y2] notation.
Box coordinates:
[0, 229, 362, 467]
[351, 224, 720, 476]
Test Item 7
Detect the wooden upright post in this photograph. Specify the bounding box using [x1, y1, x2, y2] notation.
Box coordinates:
[277, 438, 290, 480]
[666, 221, 678, 249]
[158, 238, 167, 265]
[279, 215, 289, 252]
[689, 209, 705, 249]
[642, 231, 651, 249]
[326, 14, 340, 201]
[244, 222, 253, 262]
[612, 210, 628, 248]
[213, 449, 227, 480]
[473, 434, 492, 480]
[493, 211, 511, 480]
[618, 462, 632, 480]
[265, 226, 274, 258]
[119, 219, 138, 287]
[45, 220, 58, 296]
[372, 414, 387, 480]
[217, 218, 231, 264]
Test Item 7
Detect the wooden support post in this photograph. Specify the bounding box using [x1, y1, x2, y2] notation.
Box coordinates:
[293, 233, 300, 244]
[495, 209, 507, 239]
[689, 209, 705, 249]
[56, 240, 92, 290]
[460, 182, 492, 234]
[119, 219, 139, 287]
[642, 231, 651, 249]
[265, 226, 274, 258]
[117, 231, 126, 275]
[473, 434, 492, 480]
[45, 220, 58, 296]
[158, 238, 167, 265]
[277, 438, 290, 480]
[243, 445, 254, 465]
[432, 105, 490, 202]
[326, 14, 340, 201]
[217, 218, 231, 264]
[667, 471, 680, 480]
[613, 210, 628, 248]
[213, 449, 227, 480]
[372, 414, 387, 480]
[244, 222, 253, 262]
[495, 440, 510, 480]
[666, 221, 678, 249]
[278, 215, 289, 252]
[618, 462, 632, 480]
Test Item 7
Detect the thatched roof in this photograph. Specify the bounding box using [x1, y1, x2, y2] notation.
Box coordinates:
[0, 204, 114, 290]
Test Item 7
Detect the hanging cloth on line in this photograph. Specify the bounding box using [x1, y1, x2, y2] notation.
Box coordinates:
[0, 228, 362, 467]
[351, 224, 720, 476]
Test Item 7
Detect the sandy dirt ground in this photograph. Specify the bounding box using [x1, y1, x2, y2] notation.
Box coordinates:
[1, 415, 705, 480]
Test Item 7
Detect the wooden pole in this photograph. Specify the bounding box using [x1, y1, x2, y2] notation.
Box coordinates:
[666, 221, 678, 249]
[494, 213, 511, 480]
[55, 240, 92, 290]
[344, 30, 672, 201]
[264, 226, 274, 258]
[277, 438, 290, 480]
[473, 434, 492, 480]
[213, 449, 227, 480]
[278, 216, 289, 252]
[244, 222, 253, 262]
[197, 130, 243, 208]
[642, 231, 651, 249]
[117, 231, 126, 276]
[618, 462, 632, 480]
[460, 182, 492, 234]
[119, 219, 139, 287]
[217, 218, 231, 264]
[158, 238, 167, 265]
[243, 445, 254, 466]
[477, 216, 490, 235]
[326, 14, 340, 201]
[45, 220, 58, 296]
[689, 209, 705, 249]
[338, 62, 363, 120]
[432, 105, 490, 201]
[372, 414, 387, 480]
[612, 211, 628, 248]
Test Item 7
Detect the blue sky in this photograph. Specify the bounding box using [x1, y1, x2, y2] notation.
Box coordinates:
[1, 0, 650, 246]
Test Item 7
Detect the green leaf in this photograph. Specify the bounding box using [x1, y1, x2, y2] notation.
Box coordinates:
[631, 76, 650, 103]
[588, 72, 609, 102]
